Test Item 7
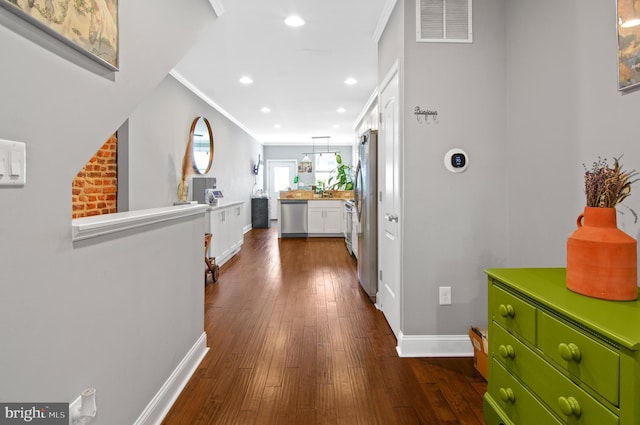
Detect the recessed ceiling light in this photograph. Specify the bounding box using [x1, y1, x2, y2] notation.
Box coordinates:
[344, 78, 358, 85]
[336, 107, 346, 113]
[239, 76, 253, 84]
[285, 15, 305, 27]
[261, 107, 271, 113]
[332, 124, 340, 129]
[274, 124, 281, 129]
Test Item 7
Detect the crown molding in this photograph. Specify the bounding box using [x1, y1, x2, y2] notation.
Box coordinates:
[169, 70, 261, 143]
[353, 87, 379, 130]
[372, 0, 398, 43]
[208, 0, 225, 17]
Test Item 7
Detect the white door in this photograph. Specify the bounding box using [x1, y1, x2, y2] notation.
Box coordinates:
[378, 63, 401, 339]
[267, 160, 297, 220]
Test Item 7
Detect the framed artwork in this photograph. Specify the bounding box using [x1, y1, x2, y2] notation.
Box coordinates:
[617, 0, 640, 90]
[0, 0, 118, 70]
[298, 161, 312, 173]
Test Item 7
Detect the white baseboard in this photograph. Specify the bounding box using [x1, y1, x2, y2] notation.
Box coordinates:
[134, 332, 209, 425]
[396, 332, 474, 358]
[217, 246, 241, 267]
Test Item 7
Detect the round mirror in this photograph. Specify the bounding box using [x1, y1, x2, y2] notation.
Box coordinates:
[190, 117, 214, 174]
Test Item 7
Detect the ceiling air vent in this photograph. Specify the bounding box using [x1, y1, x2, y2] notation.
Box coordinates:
[416, 0, 472, 43]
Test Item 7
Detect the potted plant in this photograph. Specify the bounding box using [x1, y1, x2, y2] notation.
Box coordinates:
[327, 154, 354, 191]
[566, 156, 639, 300]
[584, 156, 637, 209]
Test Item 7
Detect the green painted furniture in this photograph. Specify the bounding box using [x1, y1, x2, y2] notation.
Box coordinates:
[484, 268, 640, 425]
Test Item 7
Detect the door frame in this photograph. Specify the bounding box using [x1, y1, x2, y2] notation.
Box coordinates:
[378, 59, 403, 340]
[266, 159, 297, 220]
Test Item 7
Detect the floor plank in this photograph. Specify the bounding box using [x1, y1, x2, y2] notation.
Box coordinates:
[161, 226, 487, 425]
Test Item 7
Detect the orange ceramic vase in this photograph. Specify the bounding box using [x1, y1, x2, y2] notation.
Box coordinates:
[566, 207, 638, 300]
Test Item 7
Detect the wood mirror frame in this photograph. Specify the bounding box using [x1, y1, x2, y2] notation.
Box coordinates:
[178, 117, 214, 202]
[189, 116, 214, 175]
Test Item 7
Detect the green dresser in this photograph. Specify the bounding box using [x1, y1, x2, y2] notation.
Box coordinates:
[484, 268, 640, 425]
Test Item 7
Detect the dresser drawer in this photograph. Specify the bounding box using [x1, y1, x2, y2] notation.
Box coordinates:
[491, 284, 537, 344]
[538, 311, 620, 406]
[490, 359, 563, 425]
[492, 323, 618, 425]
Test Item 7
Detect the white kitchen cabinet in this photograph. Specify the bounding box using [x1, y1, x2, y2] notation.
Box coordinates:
[308, 200, 343, 236]
[207, 202, 244, 266]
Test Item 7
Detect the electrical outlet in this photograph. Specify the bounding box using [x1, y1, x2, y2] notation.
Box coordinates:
[439, 286, 452, 305]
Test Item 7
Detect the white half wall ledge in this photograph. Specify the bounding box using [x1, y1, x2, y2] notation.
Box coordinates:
[396, 332, 474, 358]
[72, 204, 209, 242]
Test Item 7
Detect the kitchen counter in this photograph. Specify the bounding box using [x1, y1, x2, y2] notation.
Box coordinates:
[277, 198, 351, 201]
[205, 201, 245, 266]
[206, 200, 244, 211]
[277, 198, 348, 238]
[279, 189, 354, 200]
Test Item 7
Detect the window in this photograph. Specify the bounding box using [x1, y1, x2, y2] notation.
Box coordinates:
[273, 166, 291, 192]
[314, 153, 338, 188]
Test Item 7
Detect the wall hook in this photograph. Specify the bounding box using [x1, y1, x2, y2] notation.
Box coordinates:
[414, 106, 438, 124]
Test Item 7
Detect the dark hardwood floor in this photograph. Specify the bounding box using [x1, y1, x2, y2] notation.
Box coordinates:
[162, 226, 487, 425]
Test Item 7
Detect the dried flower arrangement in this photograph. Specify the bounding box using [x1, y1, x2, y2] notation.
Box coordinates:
[583, 156, 639, 221]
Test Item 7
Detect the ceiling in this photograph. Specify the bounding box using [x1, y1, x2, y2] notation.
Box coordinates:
[172, 0, 391, 146]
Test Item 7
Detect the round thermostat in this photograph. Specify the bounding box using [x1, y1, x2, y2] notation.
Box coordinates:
[444, 148, 468, 173]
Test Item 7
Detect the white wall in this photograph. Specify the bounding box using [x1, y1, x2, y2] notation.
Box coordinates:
[505, 0, 640, 265]
[380, 0, 640, 341]
[263, 145, 353, 188]
[128, 75, 263, 228]
[385, 0, 508, 336]
[0, 1, 216, 423]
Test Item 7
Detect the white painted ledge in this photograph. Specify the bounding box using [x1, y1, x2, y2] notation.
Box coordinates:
[72, 204, 209, 242]
[206, 200, 244, 212]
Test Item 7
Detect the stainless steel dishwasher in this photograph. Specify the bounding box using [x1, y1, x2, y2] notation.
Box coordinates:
[280, 199, 308, 237]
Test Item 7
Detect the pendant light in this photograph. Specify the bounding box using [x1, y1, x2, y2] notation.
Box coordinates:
[301, 136, 338, 158]
[301, 139, 313, 162]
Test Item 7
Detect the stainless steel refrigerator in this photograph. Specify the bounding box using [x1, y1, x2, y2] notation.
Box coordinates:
[355, 129, 377, 301]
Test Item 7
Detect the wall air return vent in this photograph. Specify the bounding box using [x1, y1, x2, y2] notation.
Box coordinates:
[416, 0, 472, 43]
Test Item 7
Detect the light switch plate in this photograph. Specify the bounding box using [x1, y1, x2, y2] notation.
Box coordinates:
[0, 139, 26, 187]
[439, 286, 452, 305]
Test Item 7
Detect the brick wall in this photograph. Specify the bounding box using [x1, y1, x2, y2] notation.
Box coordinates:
[72, 134, 118, 218]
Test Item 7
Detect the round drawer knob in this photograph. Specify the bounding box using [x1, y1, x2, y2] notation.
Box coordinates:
[498, 344, 515, 359]
[499, 388, 515, 403]
[498, 304, 515, 318]
[558, 396, 581, 417]
[558, 343, 582, 362]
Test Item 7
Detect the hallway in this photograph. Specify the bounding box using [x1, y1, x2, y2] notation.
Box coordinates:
[162, 227, 486, 424]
